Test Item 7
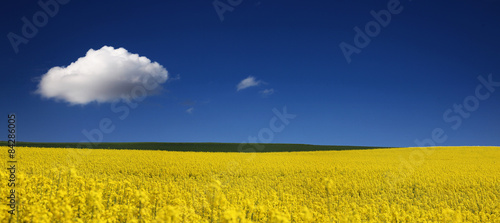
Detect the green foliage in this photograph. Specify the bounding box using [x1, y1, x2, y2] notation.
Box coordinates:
[1, 141, 385, 152]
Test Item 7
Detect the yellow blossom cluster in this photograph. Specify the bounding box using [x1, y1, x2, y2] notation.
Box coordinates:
[0, 146, 499, 222]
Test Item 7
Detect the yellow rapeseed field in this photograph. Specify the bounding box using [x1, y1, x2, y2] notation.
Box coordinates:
[1, 146, 499, 222]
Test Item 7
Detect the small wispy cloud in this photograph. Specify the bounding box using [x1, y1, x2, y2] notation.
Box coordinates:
[168, 74, 181, 82]
[180, 99, 196, 106]
[237, 76, 262, 91]
[259, 88, 275, 97]
[186, 107, 194, 114]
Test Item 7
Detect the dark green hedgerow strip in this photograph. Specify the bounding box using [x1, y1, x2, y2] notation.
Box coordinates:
[1, 141, 387, 152]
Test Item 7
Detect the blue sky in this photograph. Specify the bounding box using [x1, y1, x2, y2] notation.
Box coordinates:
[1, 0, 500, 147]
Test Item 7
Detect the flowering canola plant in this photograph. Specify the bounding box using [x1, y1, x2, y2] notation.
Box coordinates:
[0, 146, 499, 222]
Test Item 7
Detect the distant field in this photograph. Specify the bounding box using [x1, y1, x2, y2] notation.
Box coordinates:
[1, 141, 385, 152]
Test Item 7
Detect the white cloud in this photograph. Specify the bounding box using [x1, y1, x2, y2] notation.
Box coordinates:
[259, 88, 275, 97]
[36, 46, 168, 105]
[236, 76, 262, 91]
[186, 107, 194, 114]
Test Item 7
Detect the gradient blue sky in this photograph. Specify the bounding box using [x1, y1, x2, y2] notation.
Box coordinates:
[1, 0, 500, 147]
